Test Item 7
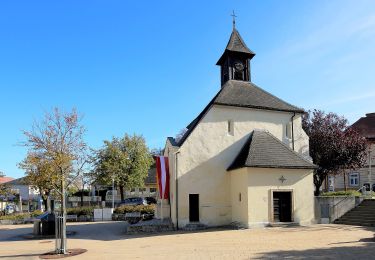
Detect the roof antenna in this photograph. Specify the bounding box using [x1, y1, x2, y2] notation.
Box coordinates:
[231, 10, 237, 29]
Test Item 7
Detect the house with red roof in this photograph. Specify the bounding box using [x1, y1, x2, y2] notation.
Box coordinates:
[325, 113, 375, 192]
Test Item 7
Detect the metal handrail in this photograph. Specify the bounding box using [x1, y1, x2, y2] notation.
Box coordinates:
[330, 185, 366, 221]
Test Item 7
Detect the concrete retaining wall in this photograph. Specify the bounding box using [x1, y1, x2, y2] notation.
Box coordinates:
[315, 196, 364, 223]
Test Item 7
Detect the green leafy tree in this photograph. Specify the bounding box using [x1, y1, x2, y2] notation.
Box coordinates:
[92, 134, 153, 201]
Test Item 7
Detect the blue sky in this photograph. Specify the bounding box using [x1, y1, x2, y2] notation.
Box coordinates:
[1, 1, 374, 178]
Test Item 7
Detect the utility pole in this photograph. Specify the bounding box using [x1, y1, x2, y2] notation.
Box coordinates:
[112, 177, 115, 209]
[369, 148, 373, 195]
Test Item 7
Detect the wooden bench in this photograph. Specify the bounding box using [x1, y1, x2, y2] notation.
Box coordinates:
[66, 214, 78, 222]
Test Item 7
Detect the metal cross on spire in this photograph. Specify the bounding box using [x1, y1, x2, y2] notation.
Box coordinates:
[231, 10, 237, 29]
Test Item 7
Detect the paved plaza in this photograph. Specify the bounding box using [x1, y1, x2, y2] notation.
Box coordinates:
[0, 222, 374, 259]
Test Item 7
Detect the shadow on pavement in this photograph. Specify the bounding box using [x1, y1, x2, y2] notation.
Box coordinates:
[253, 239, 375, 259]
[1, 222, 375, 243]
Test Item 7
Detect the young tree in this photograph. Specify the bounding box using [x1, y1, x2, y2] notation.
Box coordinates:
[19, 152, 58, 210]
[20, 108, 87, 254]
[92, 134, 153, 201]
[302, 110, 367, 195]
[0, 183, 12, 198]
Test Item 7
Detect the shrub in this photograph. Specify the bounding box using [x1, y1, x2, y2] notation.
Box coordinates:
[66, 206, 96, 216]
[114, 204, 155, 215]
[320, 190, 362, 197]
[30, 210, 43, 217]
[0, 213, 29, 220]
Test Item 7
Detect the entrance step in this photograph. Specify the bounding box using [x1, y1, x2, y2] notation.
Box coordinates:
[183, 223, 208, 231]
[125, 218, 174, 234]
[268, 222, 299, 227]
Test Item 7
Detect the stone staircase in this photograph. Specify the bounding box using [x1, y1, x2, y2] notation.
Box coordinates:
[334, 199, 375, 227]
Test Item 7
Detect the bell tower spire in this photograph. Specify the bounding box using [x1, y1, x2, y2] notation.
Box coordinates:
[216, 14, 255, 86]
[231, 10, 237, 29]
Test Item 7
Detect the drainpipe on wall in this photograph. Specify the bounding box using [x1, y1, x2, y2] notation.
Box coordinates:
[174, 150, 180, 230]
[291, 112, 296, 151]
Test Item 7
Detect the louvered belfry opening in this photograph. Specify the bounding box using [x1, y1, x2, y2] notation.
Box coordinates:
[217, 28, 256, 86]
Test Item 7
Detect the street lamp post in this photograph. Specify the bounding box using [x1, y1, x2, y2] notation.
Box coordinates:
[112, 177, 115, 209]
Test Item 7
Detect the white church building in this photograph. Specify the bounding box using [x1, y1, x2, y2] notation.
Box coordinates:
[164, 24, 316, 229]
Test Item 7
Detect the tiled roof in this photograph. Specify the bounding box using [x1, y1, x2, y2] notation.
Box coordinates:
[217, 29, 255, 64]
[167, 137, 178, 147]
[351, 113, 375, 140]
[177, 80, 304, 146]
[6, 177, 28, 185]
[215, 80, 304, 113]
[228, 130, 316, 170]
[225, 28, 255, 55]
[0, 176, 15, 184]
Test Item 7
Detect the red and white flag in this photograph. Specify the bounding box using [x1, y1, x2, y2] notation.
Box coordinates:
[156, 156, 169, 199]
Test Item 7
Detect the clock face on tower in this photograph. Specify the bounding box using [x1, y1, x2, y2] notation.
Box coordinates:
[234, 62, 244, 71]
[234, 61, 244, 80]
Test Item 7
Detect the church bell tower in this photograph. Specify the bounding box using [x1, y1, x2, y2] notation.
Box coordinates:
[216, 16, 255, 86]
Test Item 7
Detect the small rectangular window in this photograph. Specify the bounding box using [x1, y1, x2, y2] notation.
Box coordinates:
[285, 123, 292, 139]
[349, 173, 359, 187]
[328, 176, 335, 192]
[227, 120, 234, 136]
[239, 193, 241, 202]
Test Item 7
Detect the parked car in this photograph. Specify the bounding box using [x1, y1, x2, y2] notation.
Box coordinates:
[120, 197, 147, 206]
[145, 197, 157, 204]
[4, 204, 19, 214]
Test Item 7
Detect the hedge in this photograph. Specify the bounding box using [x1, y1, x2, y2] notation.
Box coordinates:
[320, 190, 362, 197]
[0, 210, 43, 221]
[66, 206, 96, 216]
[114, 205, 155, 215]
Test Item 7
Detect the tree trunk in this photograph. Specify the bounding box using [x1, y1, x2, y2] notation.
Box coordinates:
[313, 172, 325, 196]
[119, 185, 124, 201]
[343, 171, 347, 191]
[42, 197, 48, 211]
[80, 186, 84, 207]
[314, 185, 321, 196]
[59, 176, 67, 254]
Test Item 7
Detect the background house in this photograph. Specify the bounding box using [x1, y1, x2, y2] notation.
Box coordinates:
[4, 177, 42, 211]
[0, 175, 14, 184]
[324, 113, 375, 192]
[91, 167, 158, 204]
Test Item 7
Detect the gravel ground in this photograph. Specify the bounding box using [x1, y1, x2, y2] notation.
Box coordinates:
[0, 222, 374, 259]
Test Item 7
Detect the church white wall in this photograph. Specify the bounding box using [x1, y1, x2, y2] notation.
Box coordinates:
[165, 141, 178, 225]
[230, 168, 249, 225]
[173, 105, 310, 228]
[246, 168, 315, 227]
